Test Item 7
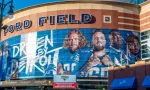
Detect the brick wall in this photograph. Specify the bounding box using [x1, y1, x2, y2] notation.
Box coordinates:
[108, 61, 150, 90]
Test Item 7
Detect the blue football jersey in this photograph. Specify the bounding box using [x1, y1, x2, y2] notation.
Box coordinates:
[58, 47, 91, 75]
[107, 47, 128, 66]
[128, 53, 140, 64]
[58, 48, 80, 74]
[80, 54, 110, 77]
[73, 47, 91, 76]
[86, 64, 108, 77]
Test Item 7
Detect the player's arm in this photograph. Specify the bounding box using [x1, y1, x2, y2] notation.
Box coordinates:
[57, 63, 64, 75]
[80, 56, 99, 76]
[101, 55, 114, 66]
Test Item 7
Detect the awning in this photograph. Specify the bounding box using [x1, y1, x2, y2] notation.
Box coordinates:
[142, 76, 150, 88]
[110, 77, 136, 89]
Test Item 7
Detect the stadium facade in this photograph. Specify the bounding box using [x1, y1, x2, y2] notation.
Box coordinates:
[108, 0, 150, 90]
[0, 0, 149, 90]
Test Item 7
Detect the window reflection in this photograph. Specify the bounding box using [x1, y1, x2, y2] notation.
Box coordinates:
[141, 30, 150, 59]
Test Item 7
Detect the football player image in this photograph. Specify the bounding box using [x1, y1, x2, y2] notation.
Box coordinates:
[80, 29, 114, 77]
[1, 41, 9, 80]
[127, 35, 140, 64]
[108, 30, 129, 66]
[57, 29, 90, 75]
[9, 59, 19, 80]
[109, 30, 122, 49]
[4, 59, 19, 80]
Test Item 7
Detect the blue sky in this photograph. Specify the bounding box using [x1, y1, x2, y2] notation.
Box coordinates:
[3, 0, 63, 15]
[12, 0, 131, 11]
[13, 0, 64, 11]
[3, 0, 142, 16]
[4, 0, 144, 12]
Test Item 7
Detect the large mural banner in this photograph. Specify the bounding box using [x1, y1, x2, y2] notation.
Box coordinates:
[0, 28, 140, 80]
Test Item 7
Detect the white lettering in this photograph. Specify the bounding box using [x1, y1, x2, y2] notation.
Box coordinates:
[13, 46, 20, 57]
[39, 55, 47, 66]
[20, 42, 26, 56]
[88, 67, 100, 76]
[45, 31, 53, 47]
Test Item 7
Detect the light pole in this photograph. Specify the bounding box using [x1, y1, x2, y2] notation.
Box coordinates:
[0, 0, 14, 41]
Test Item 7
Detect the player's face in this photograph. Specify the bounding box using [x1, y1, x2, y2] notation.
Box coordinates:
[114, 32, 122, 45]
[92, 32, 106, 51]
[128, 39, 140, 54]
[112, 32, 122, 49]
[69, 33, 79, 51]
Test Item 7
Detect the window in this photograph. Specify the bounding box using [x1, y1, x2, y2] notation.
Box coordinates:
[103, 15, 111, 23]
